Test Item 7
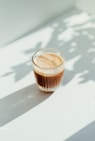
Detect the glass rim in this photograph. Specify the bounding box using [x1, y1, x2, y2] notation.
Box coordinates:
[32, 47, 65, 70]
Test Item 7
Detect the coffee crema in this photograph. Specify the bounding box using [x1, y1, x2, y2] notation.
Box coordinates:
[33, 53, 64, 92]
[34, 53, 63, 69]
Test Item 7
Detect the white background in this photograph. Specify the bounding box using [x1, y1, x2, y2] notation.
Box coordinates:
[0, 0, 74, 47]
[76, 0, 95, 14]
[0, 7, 95, 140]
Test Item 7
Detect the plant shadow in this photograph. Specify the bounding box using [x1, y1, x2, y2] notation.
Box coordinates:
[1, 8, 95, 85]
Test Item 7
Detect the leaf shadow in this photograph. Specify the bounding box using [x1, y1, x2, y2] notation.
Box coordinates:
[1, 8, 95, 84]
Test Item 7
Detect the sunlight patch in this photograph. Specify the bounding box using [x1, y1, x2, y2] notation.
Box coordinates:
[64, 13, 90, 27]
[65, 55, 81, 71]
[58, 28, 77, 42]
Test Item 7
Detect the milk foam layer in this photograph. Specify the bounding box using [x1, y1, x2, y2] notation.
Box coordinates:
[34, 53, 63, 69]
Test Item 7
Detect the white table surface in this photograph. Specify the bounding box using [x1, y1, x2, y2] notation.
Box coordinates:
[0, 8, 95, 141]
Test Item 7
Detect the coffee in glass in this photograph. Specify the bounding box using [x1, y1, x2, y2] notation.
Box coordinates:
[32, 48, 64, 92]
